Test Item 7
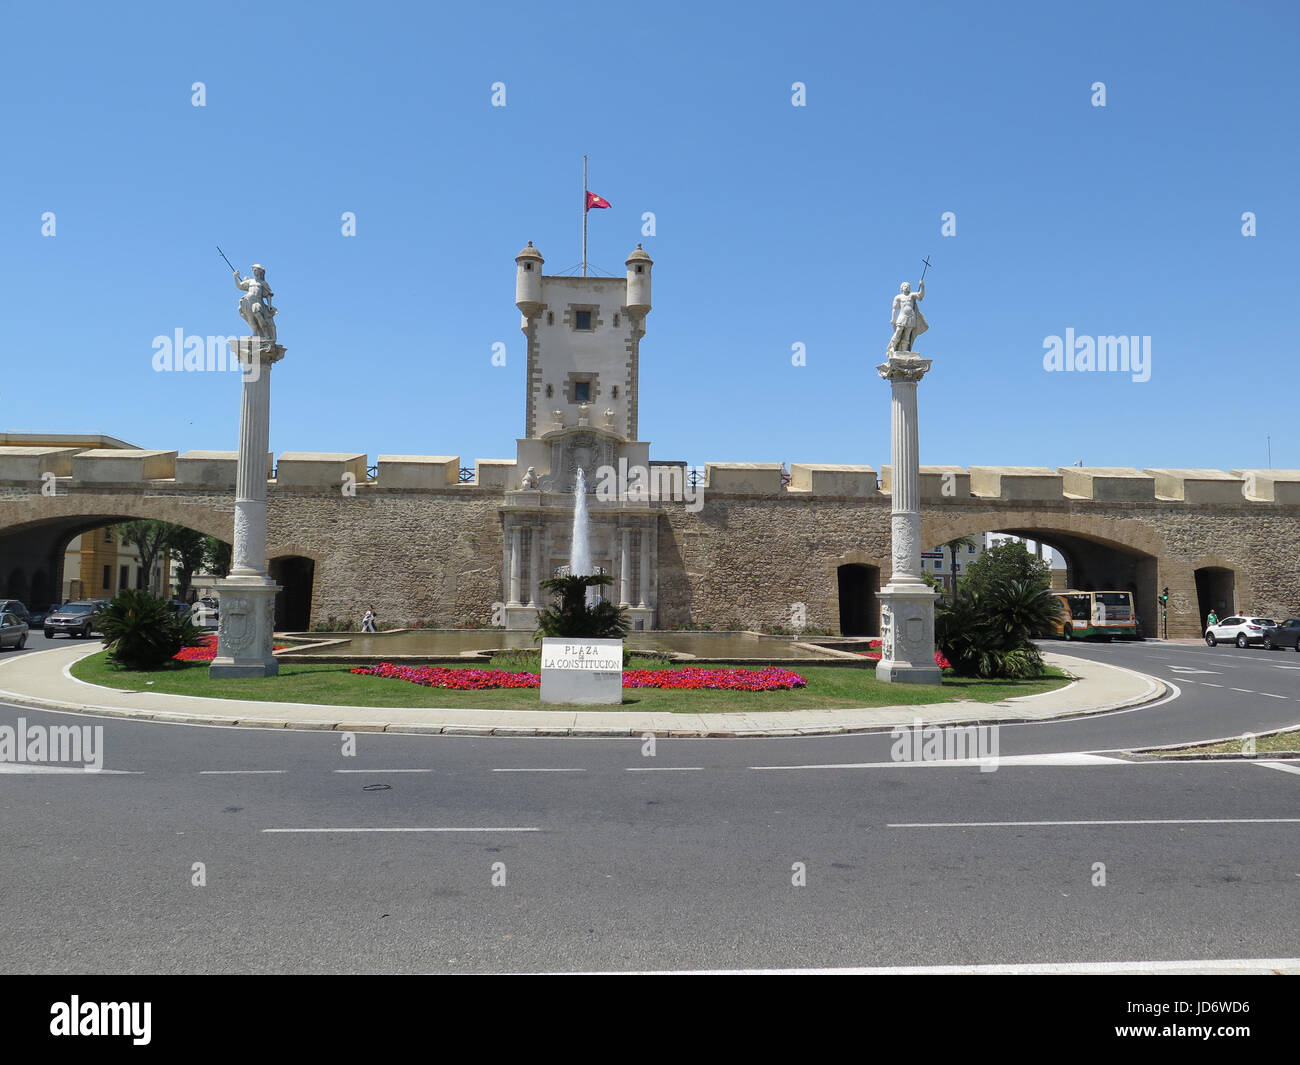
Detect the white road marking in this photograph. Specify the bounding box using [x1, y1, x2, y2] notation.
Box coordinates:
[1168, 667, 1221, 674]
[334, 768, 431, 774]
[1273, 666, 1300, 670]
[1231, 688, 1256, 694]
[1256, 761, 1300, 777]
[754, 753, 1128, 770]
[200, 770, 287, 775]
[1261, 692, 1289, 698]
[0, 764, 136, 775]
[262, 827, 540, 833]
[890, 817, 1300, 828]
[570, 958, 1300, 975]
[1201, 683, 1224, 687]
[625, 766, 704, 772]
[492, 767, 585, 773]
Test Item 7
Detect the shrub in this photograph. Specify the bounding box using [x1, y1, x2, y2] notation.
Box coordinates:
[535, 574, 629, 639]
[98, 589, 204, 671]
[935, 582, 1063, 679]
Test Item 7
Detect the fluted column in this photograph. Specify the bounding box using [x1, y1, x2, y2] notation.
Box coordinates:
[637, 526, 650, 609]
[211, 338, 285, 679]
[874, 352, 941, 685]
[528, 524, 541, 607]
[508, 525, 523, 607]
[619, 527, 631, 607]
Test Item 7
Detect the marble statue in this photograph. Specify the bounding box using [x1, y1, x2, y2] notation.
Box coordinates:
[520, 466, 539, 490]
[888, 279, 927, 353]
[235, 264, 278, 342]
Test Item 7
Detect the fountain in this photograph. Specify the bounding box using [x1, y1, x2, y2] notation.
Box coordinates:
[571, 466, 592, 577]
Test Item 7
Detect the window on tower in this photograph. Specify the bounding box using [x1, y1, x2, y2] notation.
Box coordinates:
[575, 310, 592, 331]
[574, 381, 591, 403]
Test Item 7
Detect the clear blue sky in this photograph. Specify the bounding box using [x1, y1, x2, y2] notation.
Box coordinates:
[4, 0, 1296, 472]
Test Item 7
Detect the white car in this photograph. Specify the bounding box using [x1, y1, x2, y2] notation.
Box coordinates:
[1204, 615, 1276, 648]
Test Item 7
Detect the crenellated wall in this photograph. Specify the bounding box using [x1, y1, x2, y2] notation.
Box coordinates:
[2, 450, 1298, 637]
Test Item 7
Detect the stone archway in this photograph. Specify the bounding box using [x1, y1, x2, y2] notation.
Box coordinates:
[831, 550, 885, 637]
[1194, 565, 1236, 630]
[925, 510, 1165, 637]
[268, 555, 316, 631]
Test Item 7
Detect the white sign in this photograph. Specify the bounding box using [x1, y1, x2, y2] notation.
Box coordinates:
[540, 639, 623, 672]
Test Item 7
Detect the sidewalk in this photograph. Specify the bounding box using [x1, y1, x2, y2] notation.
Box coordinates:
[0, 646, 1165, 738]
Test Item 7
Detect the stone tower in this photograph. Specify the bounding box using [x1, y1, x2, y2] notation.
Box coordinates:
[514, 241, 653, 442]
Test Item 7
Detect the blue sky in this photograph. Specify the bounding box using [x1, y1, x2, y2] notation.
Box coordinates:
[3, 0, 1296, 472]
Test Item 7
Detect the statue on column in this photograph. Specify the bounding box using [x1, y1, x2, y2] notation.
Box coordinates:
[888, 279, 927, 353]
[234, 264, 278, 342]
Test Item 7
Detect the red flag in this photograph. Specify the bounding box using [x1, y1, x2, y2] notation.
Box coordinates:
[585, 191, 611, 210]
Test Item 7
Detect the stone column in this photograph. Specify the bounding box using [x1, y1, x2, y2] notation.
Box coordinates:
[508, 524, 523, 607]
[637, 525, 650, 610]
[619, 527, 632, 607]
[528, 524, 541, 607]
[874, 353, 941, 684]
[211, 338, 285, 679]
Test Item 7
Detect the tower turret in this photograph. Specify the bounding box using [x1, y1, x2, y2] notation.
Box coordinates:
[515, 241, 544, 319]
[625, 243, 652, 318]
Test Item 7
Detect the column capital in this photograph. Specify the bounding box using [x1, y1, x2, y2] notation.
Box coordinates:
[229, 337, 287, 368]
[877, 353, 932, 383]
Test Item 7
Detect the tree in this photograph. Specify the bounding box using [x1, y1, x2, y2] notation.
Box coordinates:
[169, 528, 207, 603]
[535, 574, 629, 639]
[935, 581, 1063, 679]
[114, 521, 175, 595]
[959, 540, 1052, 600]
[943, 535, 978, 596]
[203, 536, 232, 579]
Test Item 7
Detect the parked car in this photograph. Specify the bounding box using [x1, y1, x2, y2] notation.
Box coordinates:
[0, 611, 29, 650]
[0, 600, 31, 627]
[1204, 615, 1277, 648]
[27, 604, 57, 627]
[43, 600, 105, 639]
[1262, 618, 1300, 651]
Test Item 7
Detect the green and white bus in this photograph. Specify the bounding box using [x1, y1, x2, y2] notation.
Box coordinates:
[1048, 590, 1140, 639]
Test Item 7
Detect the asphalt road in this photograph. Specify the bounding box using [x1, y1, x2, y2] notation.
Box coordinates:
[1, 636, 1296, 973]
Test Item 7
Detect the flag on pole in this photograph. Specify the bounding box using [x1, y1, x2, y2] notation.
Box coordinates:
[585, 191, 611, 211]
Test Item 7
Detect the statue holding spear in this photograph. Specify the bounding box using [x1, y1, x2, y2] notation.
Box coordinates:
[219, 246, 278, 343]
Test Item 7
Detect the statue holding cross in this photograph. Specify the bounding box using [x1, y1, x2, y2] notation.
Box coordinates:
[887, 257, 931, 353]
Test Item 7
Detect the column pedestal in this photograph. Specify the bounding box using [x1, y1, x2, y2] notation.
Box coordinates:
[875, 352, 941, 685]
[209, 576, 281, 678]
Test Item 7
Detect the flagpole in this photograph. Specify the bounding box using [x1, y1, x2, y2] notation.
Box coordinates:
[582, 154, 588, 278]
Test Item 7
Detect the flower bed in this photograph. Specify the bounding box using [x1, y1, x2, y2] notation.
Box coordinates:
[857, 640, 951, 670]
[174, 636, 288, 662]
[349, 662, 807, 692]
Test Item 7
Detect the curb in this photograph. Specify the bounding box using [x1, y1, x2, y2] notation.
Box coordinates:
[0, 664, 1170, 739]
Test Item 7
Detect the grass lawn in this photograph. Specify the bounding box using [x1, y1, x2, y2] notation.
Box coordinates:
[70, 650, 1071, 714]
[1155, 731, 1300, 757]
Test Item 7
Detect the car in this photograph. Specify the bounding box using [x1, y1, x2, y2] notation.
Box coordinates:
[27, 604, 57, 627]
[1262, 618, 1300, 651]
[0, 611, 29, 650]
[1204, 615, 1277, 648]
[43, 600, 105, 639]
[0, 600, 31, 627]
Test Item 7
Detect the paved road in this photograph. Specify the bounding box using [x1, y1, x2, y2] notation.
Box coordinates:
[1, 637, 1296, 973]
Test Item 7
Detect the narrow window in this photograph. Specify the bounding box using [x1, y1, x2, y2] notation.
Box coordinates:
[545, 383, 553, 398]
[611, 385, 619, 398]
[613, 313, 620, 327]
[547, 312, 554, 325]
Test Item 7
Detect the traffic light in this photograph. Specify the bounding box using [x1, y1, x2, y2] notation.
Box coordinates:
[1160, 587, 1170, 604]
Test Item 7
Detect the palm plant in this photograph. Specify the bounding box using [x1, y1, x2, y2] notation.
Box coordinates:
[98, 588, 203, 670]
[934, 582, 1062, 679]
[535, 574, 629, 639]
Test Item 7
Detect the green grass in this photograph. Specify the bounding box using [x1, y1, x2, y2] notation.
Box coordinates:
[70, 650, 1070, 713]
[1155, 731, 1300, 757]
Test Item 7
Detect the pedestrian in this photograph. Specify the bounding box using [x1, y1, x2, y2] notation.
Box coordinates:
[1206, 609, 1219, 631]
[361, 606, 376, 633]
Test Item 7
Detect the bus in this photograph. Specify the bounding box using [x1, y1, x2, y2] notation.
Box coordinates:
[1047, 590, 1140, 639]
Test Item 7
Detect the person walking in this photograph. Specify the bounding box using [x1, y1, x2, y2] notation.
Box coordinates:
[361, 606, 377, 633]
[1206, 609, 1219, 632]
